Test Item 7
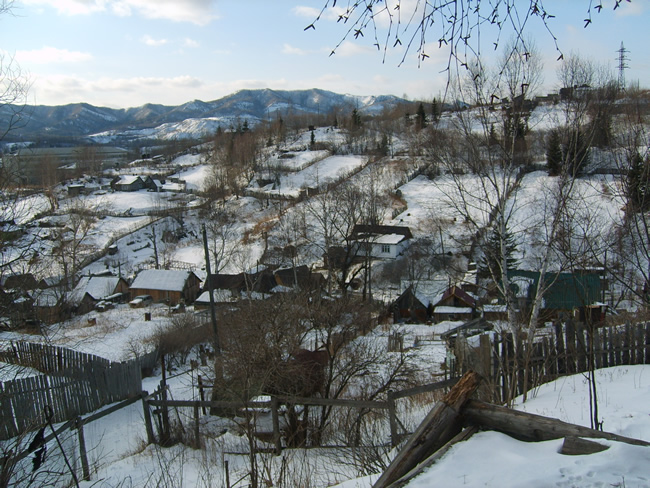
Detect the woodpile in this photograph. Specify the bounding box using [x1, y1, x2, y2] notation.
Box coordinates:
[373, 371, 650, 488]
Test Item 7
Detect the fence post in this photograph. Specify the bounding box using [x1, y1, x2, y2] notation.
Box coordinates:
[75, 416, 91, 481]
[388, 390, 399, 448]
[193, 402, 200, 449]
[141, 391, 155, 445]
[271, 396, 282, 455]
[197, 374, 207, 415]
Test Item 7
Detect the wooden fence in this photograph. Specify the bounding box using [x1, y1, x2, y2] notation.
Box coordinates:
[0, 342, 157, 440]
[452, 320, 650, 404]
[143, 377, 458, 452]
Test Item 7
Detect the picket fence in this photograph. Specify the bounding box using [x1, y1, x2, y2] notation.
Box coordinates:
[0, 342, 158, 440]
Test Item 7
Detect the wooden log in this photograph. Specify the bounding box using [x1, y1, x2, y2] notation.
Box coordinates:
[462, 399, 650, 447]
[387, 426, 478, 488]
[560, 436, 609, 456]
[372, 371, 481, 488]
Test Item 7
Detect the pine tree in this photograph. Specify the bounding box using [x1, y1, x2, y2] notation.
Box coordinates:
[479, 225, 519, 279]
[415, 102, 427, 131]
[626, 151, 650, 213]
[310, 130, 316, 148]
[351, 108, 362, 129]
[378, 133, 389, 156]
[546, 129, 563, 176]
[431, 98, 441, 123]
[564, 129, 590, 176]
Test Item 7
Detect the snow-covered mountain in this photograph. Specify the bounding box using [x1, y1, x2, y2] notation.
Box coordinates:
[1, 89, 413, 142]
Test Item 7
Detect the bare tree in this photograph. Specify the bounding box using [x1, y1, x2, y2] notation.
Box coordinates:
[307, 1, 623, 86]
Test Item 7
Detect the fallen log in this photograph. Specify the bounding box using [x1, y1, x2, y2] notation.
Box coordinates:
[462, 399, 650, 447]
[387, 426, 478, 488]
[373, 371, 481, 488]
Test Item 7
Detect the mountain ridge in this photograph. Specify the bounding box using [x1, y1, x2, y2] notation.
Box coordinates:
[1, 88, 414, 143]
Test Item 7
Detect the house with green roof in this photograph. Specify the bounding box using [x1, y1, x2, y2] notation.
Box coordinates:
[506, 270, 603, 323]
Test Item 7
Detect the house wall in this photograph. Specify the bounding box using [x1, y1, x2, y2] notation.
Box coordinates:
[130, 288, 183, 305]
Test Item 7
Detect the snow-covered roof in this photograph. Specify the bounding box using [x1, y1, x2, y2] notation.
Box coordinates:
[483, 304, 508, 312]
[131, 269, 197, 292]
[161, 183, 185, 192]
[114, 175, 142, 185]
[374, 233, 407, 245]
[433, 306, 473, 314]
[69, 276, 122, 305]
[196, 289, 234, 303]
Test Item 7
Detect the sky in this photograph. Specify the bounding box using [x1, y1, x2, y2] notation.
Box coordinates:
[1, 0, 649, 109]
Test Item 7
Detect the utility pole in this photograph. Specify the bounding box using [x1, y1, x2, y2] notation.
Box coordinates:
[202, 224, 221, 354]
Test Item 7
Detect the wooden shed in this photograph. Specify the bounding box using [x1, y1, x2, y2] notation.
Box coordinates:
[130, 269, 202, 305]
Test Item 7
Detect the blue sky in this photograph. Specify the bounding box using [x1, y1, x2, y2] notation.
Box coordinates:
[2, 0, 649, 108]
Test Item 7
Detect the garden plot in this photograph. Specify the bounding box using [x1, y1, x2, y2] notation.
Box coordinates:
[255, 154, 368, 198]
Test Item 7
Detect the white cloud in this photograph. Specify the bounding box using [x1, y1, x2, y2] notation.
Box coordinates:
[293, 5, 347, 21]
[21, 0, 218, 25]
[31, 73, 206, 107]
[282, 44, 307, 56]
[183, 38, 200, 48]
[141, 35, 168, 47]
[334, 41, 375, 57]
[16, 46, 93, 64]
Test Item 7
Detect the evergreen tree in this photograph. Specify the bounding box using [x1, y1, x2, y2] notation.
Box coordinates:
[546, 129, 563, 176]
[378, 133, 389, 156]
[564, 129, 590, 176]
[415, 102, 427, 131]
[310, 130, 316, 148]
[353, 108, 362, 128]
[479, 225, 519, 279]
[488, 123, 499, 147]
[431, 98, 441, 123]
[626, 151, 650, 213]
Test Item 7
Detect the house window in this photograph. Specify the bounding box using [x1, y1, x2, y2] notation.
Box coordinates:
[381, 244, 391, 254]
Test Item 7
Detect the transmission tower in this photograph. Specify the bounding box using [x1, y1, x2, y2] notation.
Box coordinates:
[617, 41, 629, 91]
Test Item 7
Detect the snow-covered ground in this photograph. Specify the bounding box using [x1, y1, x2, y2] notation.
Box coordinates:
[255, 154, 368, 198]
[338, 365, 650, 488]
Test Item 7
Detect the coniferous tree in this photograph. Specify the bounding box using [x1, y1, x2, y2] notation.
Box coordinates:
[479, 225, 519, 279]
[546, 129, 563, 176]
[626, 151, 650, 213]
[564, 129, 590, 176]
[415, 102, 427, 131]
[431, 98, 441, 124]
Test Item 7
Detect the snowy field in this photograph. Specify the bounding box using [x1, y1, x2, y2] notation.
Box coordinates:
[256, 154, 368, 198]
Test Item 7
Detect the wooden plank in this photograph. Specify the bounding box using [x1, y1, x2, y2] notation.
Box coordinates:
[555, 323, 566, 375]
[391, 378, 459, 400]
[372, 371, 481, 488]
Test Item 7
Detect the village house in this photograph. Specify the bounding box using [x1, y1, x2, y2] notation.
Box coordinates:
[68, 275, 130, 314]
[129, 269, 202, 306]
[507, 269, 603, 324]
[431, 285, 478, 323]
[110, 175, 157, 192]
[350, 224, 413, 260]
